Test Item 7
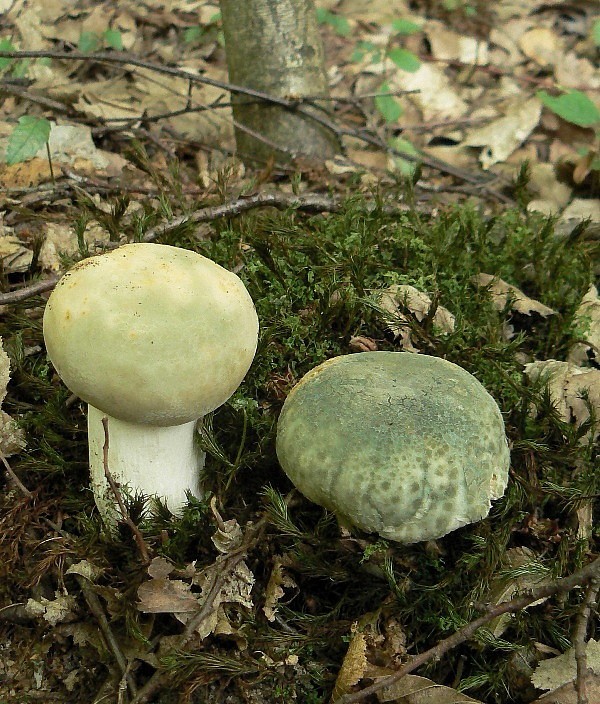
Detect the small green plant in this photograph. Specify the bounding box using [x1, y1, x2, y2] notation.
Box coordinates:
[315, 8, 351, 37]
[78, 28, 124, 52]
[183, 11, 224, 47]
[0, 38, 32, 77]
[352, 18, 422, 124]
[442, 0, 478, 16]
[537, 89, 600, 128]
[5, 115, 51, 166]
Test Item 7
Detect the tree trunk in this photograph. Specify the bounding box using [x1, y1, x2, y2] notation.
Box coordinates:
[219, 0, 341, 165]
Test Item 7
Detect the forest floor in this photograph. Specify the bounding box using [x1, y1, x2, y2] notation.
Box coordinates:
[0, 1, 599, 703]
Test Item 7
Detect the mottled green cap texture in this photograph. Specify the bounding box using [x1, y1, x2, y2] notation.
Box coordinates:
[276, 352, 510, 543]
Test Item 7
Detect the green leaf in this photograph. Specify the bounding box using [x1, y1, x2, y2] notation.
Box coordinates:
[316, 8, 350, 36]
[537, 90, 600, 128]
[391, 18, 422, 35]
[593, 19, 600, 46]
[10, 59, 30, 79]
[388, 136, 421, 179]
[375, 82, 403, 123]
[184, 26, 203, 44]
[6, 116, 52, 165]
[387, 47, 421, 73]
[0, 38, 16, 71]
[78, 31, 100, 53]
[104, 29, 123, 51]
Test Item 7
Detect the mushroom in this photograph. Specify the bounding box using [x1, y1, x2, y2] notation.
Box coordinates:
[276, 352, 509, 543]
[43, 243, 258, 522]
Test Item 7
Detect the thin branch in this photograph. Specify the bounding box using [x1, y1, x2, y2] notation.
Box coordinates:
[573, 578, 599, 704]
[101, 416, 151, 564]
[0, 50, 295, 108]
[0, 193, 349, 306]
[0, 275, 60, 304]
[336, 556, 600, 703]
[0, 49, 502, 189]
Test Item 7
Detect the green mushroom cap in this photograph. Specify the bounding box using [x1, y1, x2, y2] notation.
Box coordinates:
[276, 352, 510, 543]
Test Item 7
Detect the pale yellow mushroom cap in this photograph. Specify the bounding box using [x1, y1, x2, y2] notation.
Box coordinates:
[276, 352, 510, 543]
[43, 243, 259, 426]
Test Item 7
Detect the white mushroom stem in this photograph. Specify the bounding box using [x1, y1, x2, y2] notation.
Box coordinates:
[87, 404, 204, 523]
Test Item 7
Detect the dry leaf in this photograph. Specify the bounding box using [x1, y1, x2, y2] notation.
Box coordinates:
[568, 285, 600, 366]
[263, 556, 298, 622]
[349, 336, 379, 352]
[524, 360, 600, 439]
[474, 274, 556, 317]
[332, 625, 369, 701]
[188, 560, 255, 640]
[211, 496, 244, 552]
[532, 639, 600, 691]
[137, 577, 199, 614]
[376, 284, 455, 352]
[527, 163, 571, 210]
[531, 677, 600, 704]
[25, 593, 79, 626]
[0, 336, 25, 456]
[426, 21, 489, 64]
[485, 547, 550, 638]
[392, 63, 468, 122]
[463, 99, 541, 168]
[376, 674, 482, 703]
[518, 28, 562, 67]
[147, 556, 175, 580]
[65, 560, 103, 583]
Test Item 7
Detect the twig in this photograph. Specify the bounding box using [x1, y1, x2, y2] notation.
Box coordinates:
[0, 50, 297, 109]
[0, 192, 347, 306]
[0, 275, 60, 304]
[76, 573, 138, 699]
[573, 578, 599, 704]
[141, 192, 343, 242]
[101, 416, 151, 564]
[0, 49, 502, 190]
[336, 556, 600, 703]
[1, 450, 31, 495]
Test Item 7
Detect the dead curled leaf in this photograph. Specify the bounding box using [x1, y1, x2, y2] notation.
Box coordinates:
[137, 517, 255, 642]
[484, 547, 550, 638]
[531, 639, 600, 703]
[263, 555, 298, 622]
[524, 360, 600, 439]
[376, 674, 482, 703]
[375, 284, 455, 352]
[568, 285, 600, 366]
[349, 335, 379, 352]
[473, 274, 556, 317]
[332, 625, 369, 702]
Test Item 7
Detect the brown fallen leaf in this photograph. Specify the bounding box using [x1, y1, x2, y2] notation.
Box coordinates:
[332, 624, 369, 702]
[376, 284, 455, 352]
[376, 673, 482, 703]
[531, 639, 600, 703]
[568, 285, 600, 366]
[473, 274, 556, 317]
[524, 360, 600, 440]
[137, 577, 199, 614]
[485, 547, 550, 638]
[263, 556, 298, 622]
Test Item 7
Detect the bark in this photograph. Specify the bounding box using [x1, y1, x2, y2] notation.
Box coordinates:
[219, 0, 341, 164]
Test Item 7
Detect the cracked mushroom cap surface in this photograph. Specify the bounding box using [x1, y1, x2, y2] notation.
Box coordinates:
[276, 352, 510, 543]
[43, 243, 259, 426]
